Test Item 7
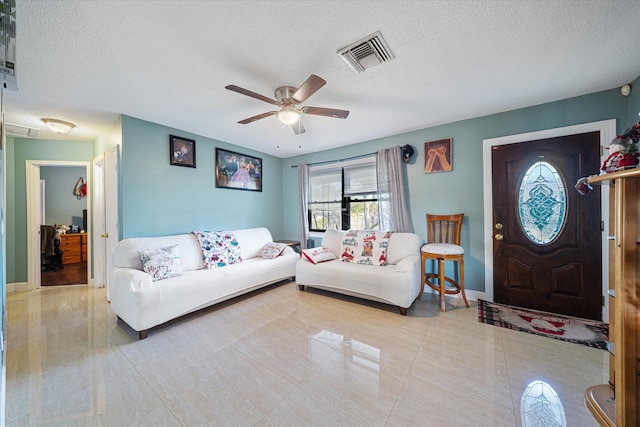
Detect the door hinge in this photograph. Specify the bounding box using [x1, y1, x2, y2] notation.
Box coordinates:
[601, 220, 604, 231]
[602, 295, 605, 306]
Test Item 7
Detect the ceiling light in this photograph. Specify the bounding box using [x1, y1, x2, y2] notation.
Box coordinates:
[42, 118, 75, 134]
[277, 108, 300, 125]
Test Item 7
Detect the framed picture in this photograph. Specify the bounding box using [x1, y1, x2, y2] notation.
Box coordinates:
[170, 135, 196, 168]
[424, 138, 452, 173]
[215, 148, 262, 192]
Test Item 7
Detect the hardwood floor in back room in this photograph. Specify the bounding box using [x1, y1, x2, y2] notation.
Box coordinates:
[41, 262, 87, 286]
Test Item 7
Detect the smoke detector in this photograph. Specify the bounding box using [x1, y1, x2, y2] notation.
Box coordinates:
[338, 31, 395, 74]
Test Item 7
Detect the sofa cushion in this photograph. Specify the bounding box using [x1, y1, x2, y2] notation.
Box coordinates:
[192, 231, 242, 269]
[321, 229, 345, 257]
[258, 242, 287, 259]
[340, 230, 391, 266]
[234, 227, 274, 259]
[302, 247, 337, 264]
[111, 234, 204, 271]
[138, 244, 183, 281]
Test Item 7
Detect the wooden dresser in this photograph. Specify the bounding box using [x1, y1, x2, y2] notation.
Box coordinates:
[59, 233, 88, 265]
[585, 169, 640, 426]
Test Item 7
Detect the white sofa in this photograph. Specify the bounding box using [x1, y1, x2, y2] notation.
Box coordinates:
[109, 227, 298, 339]
[295, 229, 422, 314]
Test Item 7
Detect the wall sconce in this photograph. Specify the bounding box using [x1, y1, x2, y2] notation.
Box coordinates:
[621, 84, 632, 97]
[42, 118, 75, 134]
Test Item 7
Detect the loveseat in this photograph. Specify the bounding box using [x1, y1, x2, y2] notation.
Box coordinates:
[109, 227, 298, 339]
[295, 229, 422, 314]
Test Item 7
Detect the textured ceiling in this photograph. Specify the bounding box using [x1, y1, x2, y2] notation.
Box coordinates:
[4, 0, 640, 158]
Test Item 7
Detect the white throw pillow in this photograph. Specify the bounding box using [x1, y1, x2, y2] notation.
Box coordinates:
[138, 244, 183, 281]
[302, 247, 337, 264]
[258, 242, 287, 259]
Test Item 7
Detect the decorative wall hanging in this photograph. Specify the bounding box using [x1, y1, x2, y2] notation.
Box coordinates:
[73, 177, 87, 199]
[170, 135, 196, 168]
[215, 148, 262, 192]
[424, 138, 452, 173]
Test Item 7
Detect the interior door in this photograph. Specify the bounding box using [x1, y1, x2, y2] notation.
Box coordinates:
[92, 153, 106, 289]
[104, 145, 120, 300]
[492, 131, 602, 320]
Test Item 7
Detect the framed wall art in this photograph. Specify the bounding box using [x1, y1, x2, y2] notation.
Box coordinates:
[170, 135, 196, 168]
[215, 148, 262, 192]
[424, 138, 452, 173]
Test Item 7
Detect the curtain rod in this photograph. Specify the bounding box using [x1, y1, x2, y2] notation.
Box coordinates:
[290, 151, 377, 168]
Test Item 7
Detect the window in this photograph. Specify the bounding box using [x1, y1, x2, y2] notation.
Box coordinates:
[308, 158, 378, 232]
[518, 161, 567, 245]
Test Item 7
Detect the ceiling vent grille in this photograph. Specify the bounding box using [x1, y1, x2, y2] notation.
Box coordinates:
[338, 31, 395, 74]
[4, 123, 39, 138]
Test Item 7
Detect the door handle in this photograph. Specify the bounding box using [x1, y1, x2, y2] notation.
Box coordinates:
[495, 233, 504, 240]
[100, 233, 109, 238]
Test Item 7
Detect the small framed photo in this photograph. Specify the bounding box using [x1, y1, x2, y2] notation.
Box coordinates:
[215, 148, 262, 192]
[170, 135, 196, 168]
[424, 138, 452, 173]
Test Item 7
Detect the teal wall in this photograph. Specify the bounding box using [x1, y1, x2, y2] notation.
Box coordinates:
[119, 116, 284, 239]
[7, 82, 639, 287]
[40, 166, 87, 228]
[7, 140, 93, 283]
[282, 88, 631, 293]
[629, 75, 640, 124]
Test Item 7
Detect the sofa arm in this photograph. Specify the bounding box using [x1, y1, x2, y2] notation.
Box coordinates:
[394, 254, 420, 273]
[110, 267, 154, 292]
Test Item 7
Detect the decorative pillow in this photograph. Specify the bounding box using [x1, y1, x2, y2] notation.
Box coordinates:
[258, 242, 287, 259]
[192, 231, 242, 269]
[302, 247, 337, 264]
[138, 245, 183, 281]
[341, 230, 392, 266]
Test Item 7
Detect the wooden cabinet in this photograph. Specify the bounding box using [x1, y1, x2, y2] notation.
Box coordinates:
[59, 233, 88, 265]
[585, 169, 640, 426]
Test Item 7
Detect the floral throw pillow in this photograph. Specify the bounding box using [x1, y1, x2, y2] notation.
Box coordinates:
[341, 230, 392, 266]
[302, 247, 337, 264]
[192, 231, 242, 269]
[138, 244, 183, 281]
[258, 242, 287, 259]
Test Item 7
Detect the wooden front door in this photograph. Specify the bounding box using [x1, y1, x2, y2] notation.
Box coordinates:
[492, 131, 602, 320]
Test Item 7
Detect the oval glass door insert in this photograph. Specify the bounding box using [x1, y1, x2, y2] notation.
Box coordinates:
[518, 161, 566, 245]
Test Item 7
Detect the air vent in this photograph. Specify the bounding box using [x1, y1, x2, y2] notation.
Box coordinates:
[338, 31, 395, 74]
[4, 122, 39, 138]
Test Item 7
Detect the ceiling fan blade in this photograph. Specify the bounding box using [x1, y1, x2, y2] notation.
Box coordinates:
[225, 85, 278, 105]
[292, 75, 326, 103]
[292, 120, 305, 135]
[302, 106, 350, 119]
[238, 111, 276, 124]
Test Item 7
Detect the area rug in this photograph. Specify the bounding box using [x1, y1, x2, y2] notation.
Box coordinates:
[478, 299, 609, 350]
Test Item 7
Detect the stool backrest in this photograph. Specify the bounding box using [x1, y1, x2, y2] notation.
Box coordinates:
[426, 214, 464, 245]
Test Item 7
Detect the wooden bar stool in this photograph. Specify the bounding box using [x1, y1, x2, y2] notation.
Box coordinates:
[420, 213, 469, 312]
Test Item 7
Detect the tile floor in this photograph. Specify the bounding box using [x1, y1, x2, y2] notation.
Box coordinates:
[6, 282, 607, 426]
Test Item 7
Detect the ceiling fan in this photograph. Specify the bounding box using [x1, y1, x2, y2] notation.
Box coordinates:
[225, 74, 349, 135]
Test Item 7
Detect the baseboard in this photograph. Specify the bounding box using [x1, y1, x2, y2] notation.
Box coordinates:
[421, 287, 486, 302]
[6, 282, 29, 293]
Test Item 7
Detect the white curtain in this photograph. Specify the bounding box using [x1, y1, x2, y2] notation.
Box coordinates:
[376, 146, 414, 232]
[298, 163, 310, 249]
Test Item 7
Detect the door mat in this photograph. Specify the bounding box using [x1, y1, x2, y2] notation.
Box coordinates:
[478, 299, 608, 350]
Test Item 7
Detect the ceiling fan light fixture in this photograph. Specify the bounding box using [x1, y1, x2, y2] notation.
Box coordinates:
[42, 118, 75, 134]
[277, 108, 300, 125]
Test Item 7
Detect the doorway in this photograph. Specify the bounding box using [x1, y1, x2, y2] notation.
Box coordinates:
[39, 165, 88, 286]
[491, 132, 601, 320]
[483, 120, 615, 322]
[26, 160, 91, 290]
